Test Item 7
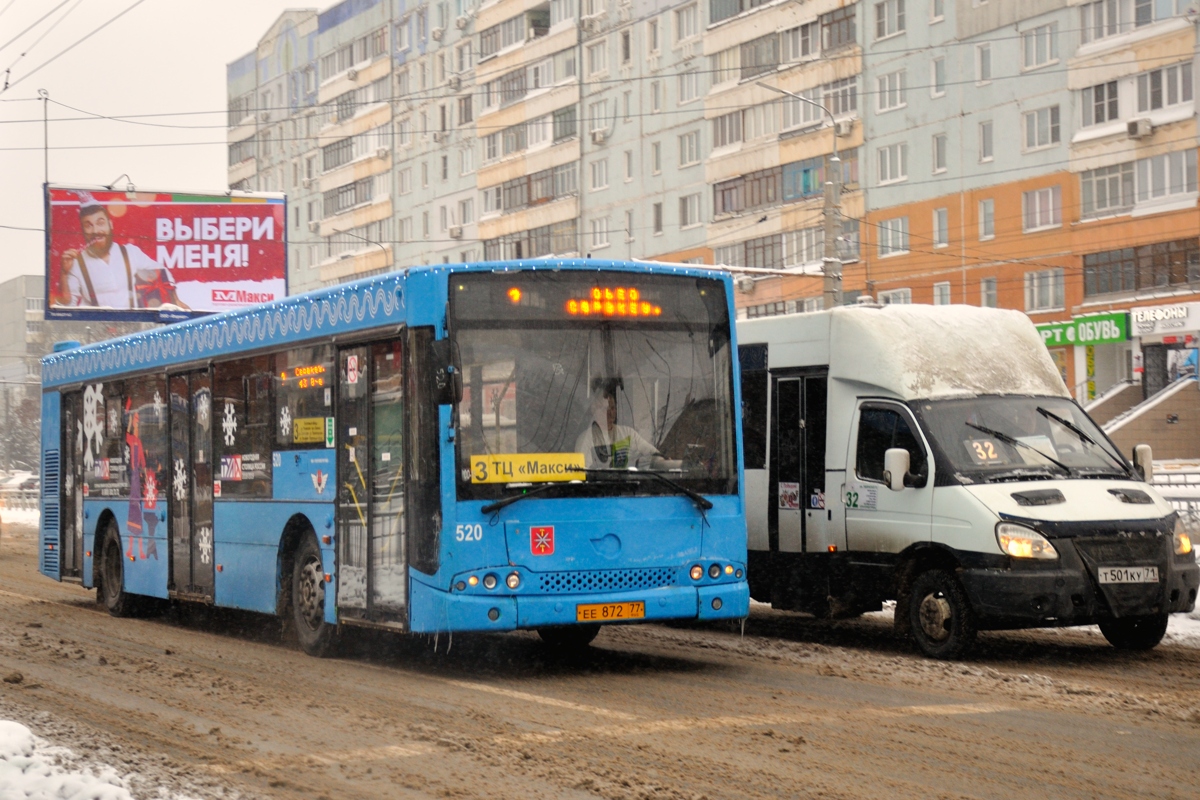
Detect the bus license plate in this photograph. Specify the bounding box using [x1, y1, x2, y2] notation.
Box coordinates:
[576, 601, 645, 622]
[1097, 566, 1159, 584]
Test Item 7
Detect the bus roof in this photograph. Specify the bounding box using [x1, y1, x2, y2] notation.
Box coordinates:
[41, 259, 731, 388]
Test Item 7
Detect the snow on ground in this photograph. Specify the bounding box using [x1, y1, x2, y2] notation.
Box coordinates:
[2, 509, 40, 528]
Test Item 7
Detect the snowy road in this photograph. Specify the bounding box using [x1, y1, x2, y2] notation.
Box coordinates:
[2, 524, 1200, 799]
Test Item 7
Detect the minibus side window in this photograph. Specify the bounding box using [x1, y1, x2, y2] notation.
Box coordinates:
[855, 406, 927, 487]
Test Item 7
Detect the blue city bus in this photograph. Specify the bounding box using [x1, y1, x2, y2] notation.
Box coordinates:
[38, 259, 749, 655]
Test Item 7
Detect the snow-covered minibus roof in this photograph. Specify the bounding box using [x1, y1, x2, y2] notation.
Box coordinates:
[739, 304, 1070, 401]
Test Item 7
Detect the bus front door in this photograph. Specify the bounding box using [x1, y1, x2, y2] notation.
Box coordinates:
[168, 371, 215, 600]
[336, 341, 408, 625]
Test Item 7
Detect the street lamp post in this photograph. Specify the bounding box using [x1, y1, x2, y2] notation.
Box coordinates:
[757, 82, 842, 308]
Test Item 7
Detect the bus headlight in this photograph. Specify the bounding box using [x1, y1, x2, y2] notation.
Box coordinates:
[689, 565, 703, 581]
[995, 523, 1058, 560]
[1174, 516, 1194, 556]
[506, 572, 521, 589]
[483, 573, 498, 590]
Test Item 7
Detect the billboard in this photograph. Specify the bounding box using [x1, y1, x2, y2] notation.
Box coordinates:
[45, 185, 287, 322]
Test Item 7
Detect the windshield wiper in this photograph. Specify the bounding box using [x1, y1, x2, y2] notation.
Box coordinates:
[480, 482, 562, 515]
[1035, 406, 1130, 476]
[585, 468, 714, 512]
[964, 421, 1074, 477]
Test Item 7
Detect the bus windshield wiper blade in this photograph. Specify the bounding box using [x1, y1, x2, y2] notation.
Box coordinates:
[480, 482, 560, 515]
[1035, 406, 1130, 475]
[964, 421, 1074, 476]
[585, 468, 714, 511]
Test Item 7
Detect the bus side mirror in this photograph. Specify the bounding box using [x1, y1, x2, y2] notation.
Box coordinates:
[1133, 444, 1153, 483]
[430, 338, 463, 405]
[883, 448, 910, 492]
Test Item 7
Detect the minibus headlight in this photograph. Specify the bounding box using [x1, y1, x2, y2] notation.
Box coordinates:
[1174, 516, 1194, 556]
[995, 523, 1058, 560]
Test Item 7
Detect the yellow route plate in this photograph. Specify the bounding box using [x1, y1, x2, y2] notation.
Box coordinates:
[470, 452, 585, 484]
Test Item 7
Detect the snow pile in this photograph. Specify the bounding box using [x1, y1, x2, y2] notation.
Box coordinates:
[1165, 608, 1200, 647]
[2, 508, 40, 528]
[0, 720, 133, 800]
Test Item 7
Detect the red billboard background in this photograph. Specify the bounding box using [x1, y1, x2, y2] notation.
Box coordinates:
[46, 186, 287, 322]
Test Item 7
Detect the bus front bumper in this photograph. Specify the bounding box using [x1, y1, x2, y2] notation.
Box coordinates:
[408, 579, 750, 634]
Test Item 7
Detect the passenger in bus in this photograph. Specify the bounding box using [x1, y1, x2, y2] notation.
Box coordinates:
[576, 380, 681, 471]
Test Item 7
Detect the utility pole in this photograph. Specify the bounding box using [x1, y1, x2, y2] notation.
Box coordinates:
[38, 88, 48, 184]
[757, 82, 842, 308]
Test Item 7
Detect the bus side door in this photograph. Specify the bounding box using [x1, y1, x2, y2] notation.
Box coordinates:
[168, 371, 215, 599]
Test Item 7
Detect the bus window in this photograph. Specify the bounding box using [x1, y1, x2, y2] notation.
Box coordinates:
[274, 345, 335, 450]
[124, 375, 169, 558]
[408, 328, 440, 575]
[85, 382, 128, 499]
[214, 356, 273, 498]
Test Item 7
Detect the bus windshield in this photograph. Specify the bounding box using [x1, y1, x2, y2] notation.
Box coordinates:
[452, 270, 737, 500]
[914, 395, 1132, 483]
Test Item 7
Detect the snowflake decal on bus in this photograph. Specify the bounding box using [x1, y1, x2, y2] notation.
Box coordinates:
[144, 471, 158, 505]
[280, 406, 292, 438]
[173, 458, 188, 502]
[196, 393, 210, 429]
[197, 526, 213, 565]
[152, 390, 164, 419]
[107, 405, 120, 437]
[222, 401, 237, 446]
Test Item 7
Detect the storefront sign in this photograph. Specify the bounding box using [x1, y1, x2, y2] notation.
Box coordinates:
[1037, 311, 1128, 347]
[1130, 303, 1200, 338]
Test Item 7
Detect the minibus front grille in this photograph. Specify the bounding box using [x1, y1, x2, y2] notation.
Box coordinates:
[1074, 535, 1165, 564]
[535, 568, 676, 594]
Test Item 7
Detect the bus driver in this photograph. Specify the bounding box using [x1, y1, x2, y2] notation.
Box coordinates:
[576, 379, 681, 471]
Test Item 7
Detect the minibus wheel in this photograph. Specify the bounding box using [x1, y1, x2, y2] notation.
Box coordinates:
[1098, 613, 1168, 651]
[98, 522, 139, 617]
[537, 624, 601, 650]
[908, 569, 976, 659]
[292, 534, 337, 657]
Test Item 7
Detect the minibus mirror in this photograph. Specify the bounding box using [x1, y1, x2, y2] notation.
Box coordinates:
[883, 448, 910, 492]
[430, 338, 463, 405]
[1133, 444, 1153, 483]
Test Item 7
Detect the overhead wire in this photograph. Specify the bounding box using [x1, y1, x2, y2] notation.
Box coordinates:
[3, 0, 86, 85]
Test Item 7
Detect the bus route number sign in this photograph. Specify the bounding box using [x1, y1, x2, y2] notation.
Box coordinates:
[470, 452, 586, 484]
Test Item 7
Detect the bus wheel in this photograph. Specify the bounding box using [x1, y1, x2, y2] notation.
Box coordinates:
[292, 534, 336, 657]
[1098, 613, 1168, 651]
[98, 523, 139, 617]
[908, 569, 976, 660]
[537, 624, 600, 650]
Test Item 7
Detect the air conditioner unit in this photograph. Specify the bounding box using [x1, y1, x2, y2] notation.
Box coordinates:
[834, 119, 853, 137]
[376, 147, 390, 159]
[1128, 118, 1153, 138]
[346, 68, 358, 80]
[455, 14, 469, 28]
[735, 276, 755, 294]
[308, 221, 319, 232]
[591, 129, 607, 145]
[432, 26, 445, 41]
[448, 75, 462, 90]
[302, 178, 312, 188]
[258, 111, 270, 122]
[449, 225, 464, 239]
[433, 131, 449, 142]
[580, 17, 597, 33]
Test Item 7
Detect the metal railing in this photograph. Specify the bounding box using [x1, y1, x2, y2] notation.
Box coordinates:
[0, 489, 39, 512]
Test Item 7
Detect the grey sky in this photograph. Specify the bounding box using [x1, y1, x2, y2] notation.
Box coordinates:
[0, 0, 302, 286]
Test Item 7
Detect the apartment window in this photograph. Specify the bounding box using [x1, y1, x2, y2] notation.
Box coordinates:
[877, 143, 908, 184]
[678, 71, 700, 104]
[1082, 82, 1119, 126]
[713, 111, 742, 148]
[1137, 62, 1193, 112]
[482, 186, 502, 214]
[624, 210, 634, 241]
[422, 161, 429, 187]
[1023, 106, 1060, 149]
[459, 198, 474, 226]
[932, 134, 947, 173]
[878, 288, 911, 304]
[743, 102, 779, 140]
[652, 202, 663, 234]
[979, 121, 994, 161]
[784, 226, 824, 267]
[821, 6, 857, 52]
[679, 131, 700, 166]
[1081, 162, 1134, 217]
[740, 33, 781, 80]
[980, 277, 997, 308]
[422, 211, 430, 238]
[1081, 0, 1119, 44]
[460, 148, 474, 175]
[624, 150, 633, 180]
[1135, 149, 1199, 203]
[976, 44, 991, 84]
[1023, 186, 1062, 231]
[590, 217, 610, 248]
[1084, 239, 1200, 297]
[675, 4, 698, 42]
[782, 22, 817, 61]
[680, 193, 701, 228]
[877, 70, 906, 112]
[458, 95, 474, 125]
[931, 0, 945, 21]
[590, 158, 609, 190]
[553, 105, 578, 141]
[588, 99, 608, 132]
[621, 30, 631, 64]
[648, 18, 659, 52]
[931, 58, 946, 97]
[878, 217, 909, 256]
[933, 208, 949, 247]
[933, 281, 951, 305]
[1022, 23, 1058, 70]
[439, 205, 448, 232]
[399, 168, 412, 194]
[1025, 268, 1064, 311]
[550, 0, 574, 25]
[651, 141, 662, 173]
[978, 199, 995, 240]
[587, 41, 608, 75]
[651, 81, 662, 113]
[875, 0, 905, 39]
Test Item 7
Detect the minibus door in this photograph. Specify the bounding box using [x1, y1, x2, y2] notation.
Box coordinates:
[168, 371, 215, 600]
[336, 341, 408, 624]
[59, 391, 84, 580]
[770, 374, 829, 555]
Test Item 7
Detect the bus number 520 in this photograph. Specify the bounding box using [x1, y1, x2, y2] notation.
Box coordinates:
[456, 524, 483, 542]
